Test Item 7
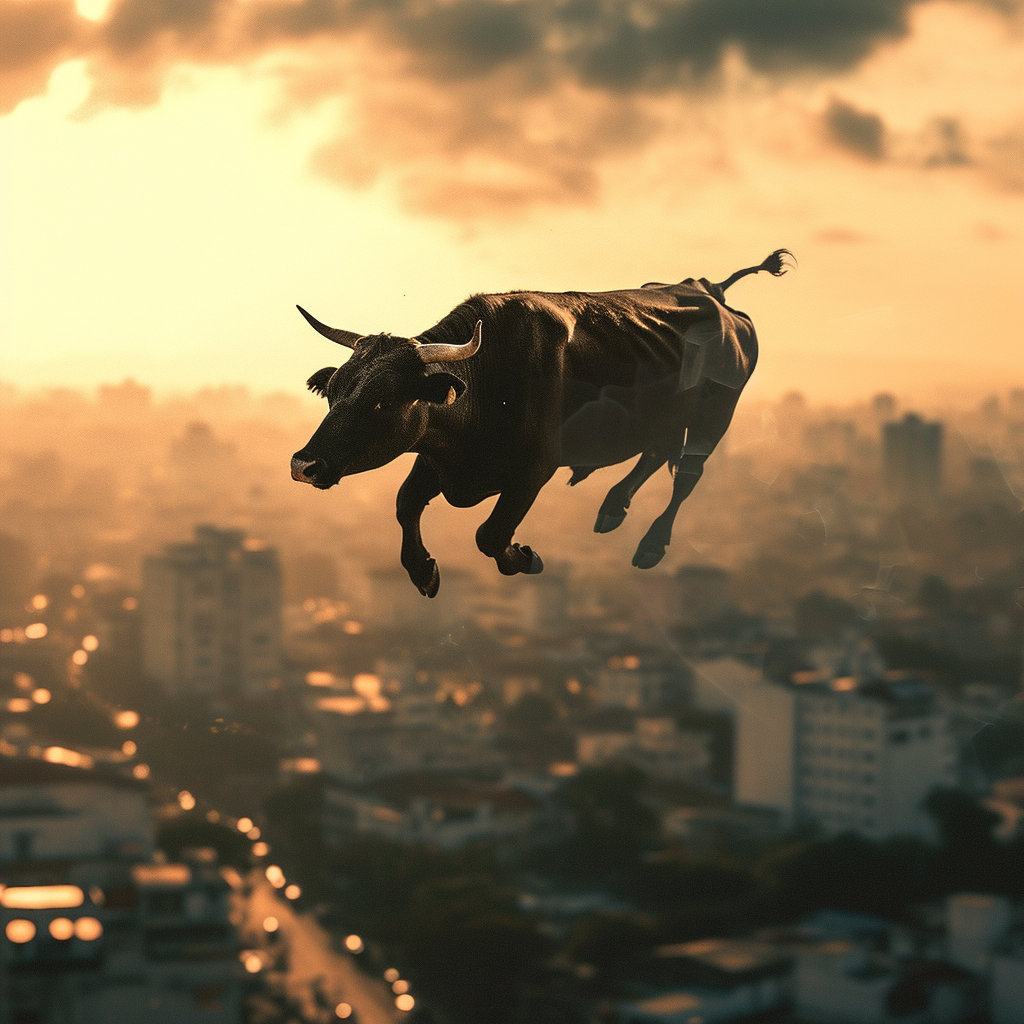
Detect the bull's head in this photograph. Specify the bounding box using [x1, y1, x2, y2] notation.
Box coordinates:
[290, 307, 481, 489]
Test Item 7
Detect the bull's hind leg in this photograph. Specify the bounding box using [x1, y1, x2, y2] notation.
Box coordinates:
[476, 471, 554, 577]
[594, 452, 666, 533]
[633, 380, 742, 569]
[632, 454, 705, 569]
[397, 456, 443, 597]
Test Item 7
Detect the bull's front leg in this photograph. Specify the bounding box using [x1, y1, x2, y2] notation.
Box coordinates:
[396, 456, 443, 597]
[475, 470, 554, 576]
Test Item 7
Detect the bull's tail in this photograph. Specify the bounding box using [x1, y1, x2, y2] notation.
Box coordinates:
[715, 249, 795, 293]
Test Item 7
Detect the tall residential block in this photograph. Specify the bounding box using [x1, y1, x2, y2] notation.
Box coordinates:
[883, 413, 943, 502]
[735, 673, 957, 839]
[142, 525, 282, 698]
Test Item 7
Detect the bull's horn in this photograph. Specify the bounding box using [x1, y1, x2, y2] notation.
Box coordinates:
[296, 306, 363, 348]
[414, 320, 482, 364]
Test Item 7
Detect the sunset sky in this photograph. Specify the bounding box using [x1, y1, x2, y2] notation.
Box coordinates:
[2, 0, 1022, 403]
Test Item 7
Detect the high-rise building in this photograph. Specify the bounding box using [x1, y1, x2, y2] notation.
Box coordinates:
[142, 525, 282, 698]
[735, 672, 957, 840]
[883, 413, 943, 502]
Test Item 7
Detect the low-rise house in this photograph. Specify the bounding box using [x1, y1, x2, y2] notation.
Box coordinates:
[794, 940, 979, 1024]
[1, 756, 242, 1023]
[578, 717, 712, 783]
[618, 938, 791, 1024]
[323, 774, 541, 850]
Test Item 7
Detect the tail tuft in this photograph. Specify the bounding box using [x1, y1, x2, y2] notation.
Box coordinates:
[760, 249, 797, 277]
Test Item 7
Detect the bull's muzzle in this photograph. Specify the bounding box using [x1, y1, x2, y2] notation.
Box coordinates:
[290, 455, 323, 485]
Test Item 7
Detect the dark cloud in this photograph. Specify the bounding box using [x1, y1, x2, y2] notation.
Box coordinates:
[2, 0, 1021, 213]
[0, 0, 84, 114]
[823, 98, 886, 159]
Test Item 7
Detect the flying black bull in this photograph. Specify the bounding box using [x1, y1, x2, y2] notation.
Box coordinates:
[291, 250, 792, 597]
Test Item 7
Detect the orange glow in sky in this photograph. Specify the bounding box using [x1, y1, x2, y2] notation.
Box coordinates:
[1, 1, 1021, 403]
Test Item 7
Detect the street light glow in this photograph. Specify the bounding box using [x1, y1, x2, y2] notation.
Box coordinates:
[344, 934, 364, 953]
[49, 918, 75, 940]
[6, 920, 36, 943]
[73, 917, 103, 941]
[395, 994, 415, 1011]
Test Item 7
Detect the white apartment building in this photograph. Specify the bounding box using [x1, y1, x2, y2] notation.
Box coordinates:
[735, 674, 957, 839]
[143, 525, 282, 698]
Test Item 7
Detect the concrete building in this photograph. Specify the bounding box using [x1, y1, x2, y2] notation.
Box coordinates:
[577, 717, 712, 783]
[689, 657, 762, 717]
[945, 893, 1012, 975]
[322, 776, 540, 850]
[142, 525, 282, 698]
[0, 757, 153, 863]
[883, 413, 943, 502]
[617, 939, 791, 1024]
[0, 757, 242, 1024]
[735, 674, 957, 839]
[793, 941, 977, 1024]
[594, 656, 687, 711]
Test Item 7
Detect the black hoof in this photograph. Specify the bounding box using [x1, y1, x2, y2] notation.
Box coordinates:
[414, 560, 440, 598]
[594, 512, 626, 534]
[632, 548, 665, 570]
[526, 549, 544, 574]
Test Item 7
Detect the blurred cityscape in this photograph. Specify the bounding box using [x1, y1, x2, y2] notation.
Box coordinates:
[1, 379, 1022, 1024]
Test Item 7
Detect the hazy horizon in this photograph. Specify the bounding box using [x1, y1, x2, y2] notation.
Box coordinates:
[3, 0, 1023, 403]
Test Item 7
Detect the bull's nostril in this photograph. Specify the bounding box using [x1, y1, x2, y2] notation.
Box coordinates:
[291, 456, 319, 483]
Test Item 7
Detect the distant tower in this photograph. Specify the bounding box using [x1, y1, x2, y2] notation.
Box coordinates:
[882, 413, 943, 502]
[142, 525, 282, 698]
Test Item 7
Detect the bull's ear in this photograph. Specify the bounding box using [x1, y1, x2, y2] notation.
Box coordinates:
[307, 367, 336, 397]
[419, 371, 466, 406]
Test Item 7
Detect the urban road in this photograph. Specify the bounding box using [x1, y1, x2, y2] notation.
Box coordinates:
[243, 876, 403, 1024]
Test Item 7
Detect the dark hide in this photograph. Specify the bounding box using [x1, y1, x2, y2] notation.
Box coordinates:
[292, 253, 789, 594]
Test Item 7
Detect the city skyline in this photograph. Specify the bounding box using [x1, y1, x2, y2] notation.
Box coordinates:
[2, 0, 1023, 402]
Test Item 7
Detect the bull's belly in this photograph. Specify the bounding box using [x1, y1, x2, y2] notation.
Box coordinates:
[558, 381, 686, 467]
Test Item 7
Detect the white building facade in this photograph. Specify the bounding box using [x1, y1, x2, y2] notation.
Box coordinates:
[143, 525, 282, 698]
[735, 674, 957, 839]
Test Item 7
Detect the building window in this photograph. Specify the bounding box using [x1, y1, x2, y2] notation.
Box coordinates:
[890, 729, 909, 744]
